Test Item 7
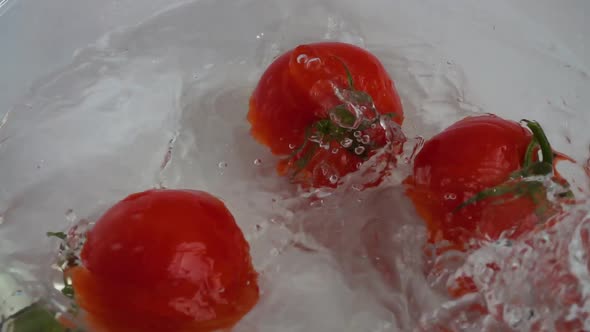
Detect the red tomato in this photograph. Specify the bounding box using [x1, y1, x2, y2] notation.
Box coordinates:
[406, 115, 567, 249]
[248, 42, 404, 188]
[405, 115, 571, 299]
[406, 115, 537, 249]
[70, 189, 259, 332]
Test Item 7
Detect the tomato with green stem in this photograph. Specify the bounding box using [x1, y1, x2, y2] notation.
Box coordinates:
[65, 189, 259, 332]
[405, 115, 572, 297]
[248, 42, 404, 188]
[406, 115, 570, 251]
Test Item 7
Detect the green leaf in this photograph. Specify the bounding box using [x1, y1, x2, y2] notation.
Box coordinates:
[510, 161, 553, 179]
[47, 232, 67, 240]
[315, 119, 334, 135]
[455, 183, 519, 211]
[329, 105, 356, 128]
[454, 181, 543, 212]
[10, 303, 66, 332]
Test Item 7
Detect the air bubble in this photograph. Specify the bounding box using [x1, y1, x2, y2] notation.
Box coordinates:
[310, 199, 324, 208]
[65, 209, 76, 222]
[444, 193, 457, 200]
[254, 158, 263, 166]
[354, 146, 365, 155]
[371, 123, 377, 129]
[270, 248, 279, 256]
[288, 143, 297, 150]
[305, 57, 321, 70]
[218, 161, 228, 168]
[356, 162, 363, 169]
[353, 131, 362, 138]
[361, 135, 371, 144]
[329, 175, 339, 184]
[308, 134, 321, 143]
[331, 148, 339, 154]
[296, 54, 308, 64]
[341, 138, 353, 148]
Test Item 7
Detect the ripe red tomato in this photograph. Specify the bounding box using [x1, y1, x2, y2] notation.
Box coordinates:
[405, 115, 572, 299]
[248, 42, 404, 188]
[69, 189, 259, 332]
[405, 115, 562, 250]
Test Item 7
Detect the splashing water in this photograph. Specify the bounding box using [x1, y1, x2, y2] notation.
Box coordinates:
[0, 0, 589, 331]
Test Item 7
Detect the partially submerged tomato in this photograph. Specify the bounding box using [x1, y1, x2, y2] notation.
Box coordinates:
[406, 115, 570, 251]
[405, 115, 572, 298]
[249, 42, 404, 188]
[70, 189, 259, 332]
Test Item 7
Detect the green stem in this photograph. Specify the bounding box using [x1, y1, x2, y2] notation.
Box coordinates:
[332, 56, 354, 90]
[456, 120, 566, 212]
[523, 120, 553, 165]
[291, 143, 318, 179]
[523, 137, 538, 168]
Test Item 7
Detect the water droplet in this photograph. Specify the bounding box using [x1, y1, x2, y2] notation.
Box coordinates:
[65, 209, 76, 222]
[296, 54, 308, 64]
[288, 143, 297, 150]
[341, 138, 353, 148]
[218, 161, 228, 169]
[329, 175, 339, 184]
[443, 193, 457, 200]
[354, 146, 365, 155]
[361, 135, 371, 144]
[331, 148, 339, 154]
[254, 158, 262, 166]
[353, 131, 362, 138]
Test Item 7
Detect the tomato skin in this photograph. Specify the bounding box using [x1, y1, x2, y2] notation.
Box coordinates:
[249, 42, 404, 187]
[71, 189, 259, 332]
[406, 115, 535, 248]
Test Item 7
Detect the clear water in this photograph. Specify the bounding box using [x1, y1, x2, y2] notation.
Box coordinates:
[1, 0, 590, 331]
